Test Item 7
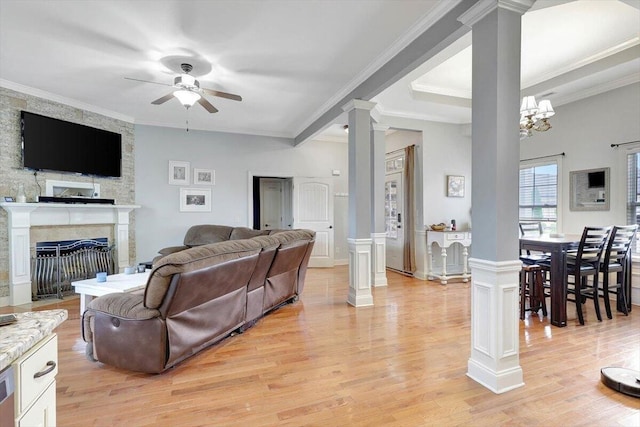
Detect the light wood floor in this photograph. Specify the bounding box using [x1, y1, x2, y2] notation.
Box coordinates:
[4, 266, 639, 426]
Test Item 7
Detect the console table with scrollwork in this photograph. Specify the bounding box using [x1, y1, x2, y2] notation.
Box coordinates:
[427, 230, 472, 284]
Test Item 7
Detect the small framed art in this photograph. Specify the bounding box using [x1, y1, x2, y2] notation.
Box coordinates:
[447, 175, 465, 198]
[179, 187, 212, 212]
[169, 161, 190, 185]
[193, 168, 215, 185]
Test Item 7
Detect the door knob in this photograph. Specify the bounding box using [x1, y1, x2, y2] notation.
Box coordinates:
[329, 225, 333, 229]
[265, 224, 270, 227]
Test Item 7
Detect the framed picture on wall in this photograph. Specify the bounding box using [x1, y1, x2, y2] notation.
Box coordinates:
[447, 175, 465, 198]
[169, 161, 190, 185]
[179, 188, 212, 212]
[193, 168, 215, 185]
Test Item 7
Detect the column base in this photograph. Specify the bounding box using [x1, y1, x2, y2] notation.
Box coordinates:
[348, 238, 373, 307]
[467, 359, 524, 394]
[467, 257, 524, 394]
[371, 232, 388, 287]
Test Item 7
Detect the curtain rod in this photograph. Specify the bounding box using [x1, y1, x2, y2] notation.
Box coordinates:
[611, 140, 640, 148]
[521, 152, 565, 162]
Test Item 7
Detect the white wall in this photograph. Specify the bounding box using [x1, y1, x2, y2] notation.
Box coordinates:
[520, 83, 640, 234]
[381, 117, 473, 231]
[134, 125, 348, 262]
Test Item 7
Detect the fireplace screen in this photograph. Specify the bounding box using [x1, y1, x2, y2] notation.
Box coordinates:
[32, 238, 115, 300]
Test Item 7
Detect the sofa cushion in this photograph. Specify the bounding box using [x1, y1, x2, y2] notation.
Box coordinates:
[145, 239, 262, 309]
[230, 227, 270, 240]
[183, 224, 233, 247]
[269, 229, 315, 245]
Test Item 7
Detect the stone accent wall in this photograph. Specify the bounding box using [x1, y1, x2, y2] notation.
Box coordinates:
[0, 87, 136, 300]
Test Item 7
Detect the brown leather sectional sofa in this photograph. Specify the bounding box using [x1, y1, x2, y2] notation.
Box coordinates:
[82, 226, 315, 373]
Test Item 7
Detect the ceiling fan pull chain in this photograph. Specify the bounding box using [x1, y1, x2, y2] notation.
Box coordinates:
[186, 109, 190, 132]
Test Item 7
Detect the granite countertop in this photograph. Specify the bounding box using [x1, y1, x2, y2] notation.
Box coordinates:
[0, 309, 68, 371]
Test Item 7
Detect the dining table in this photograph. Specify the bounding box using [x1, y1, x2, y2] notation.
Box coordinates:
[519, 234, 581, 327]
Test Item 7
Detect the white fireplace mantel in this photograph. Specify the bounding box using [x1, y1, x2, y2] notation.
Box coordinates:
[1, 202, 140, 306]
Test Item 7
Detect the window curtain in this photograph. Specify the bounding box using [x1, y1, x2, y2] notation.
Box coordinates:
[403, 145, 416, 273]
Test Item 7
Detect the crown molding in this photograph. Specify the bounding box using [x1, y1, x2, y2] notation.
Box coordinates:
[523, 38, 640, 89]
[378, 106, 469, 124]
[551, 73, 640, 108]
[342, 99, 377, 112]
[458, 0, 534, 28]
[372, 123, 390, 132]
[0, 79, 135, 123]
[411, 82, 472, 99]
[294, 0, 464, 136]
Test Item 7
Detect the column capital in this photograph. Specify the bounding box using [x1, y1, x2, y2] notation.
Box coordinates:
[342, 99, 376, 113]
[458, 0, 534, 28]
[372, 123, 389, 132]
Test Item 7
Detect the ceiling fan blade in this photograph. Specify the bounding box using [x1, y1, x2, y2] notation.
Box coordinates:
[197, 97, 219, 113]
[125, 77, 173, 87]
[201, 88, 242, 102]
[151, 93, 175, 105]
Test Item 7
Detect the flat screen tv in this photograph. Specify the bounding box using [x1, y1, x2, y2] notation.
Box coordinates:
[21, 111, 122, 177]
[587, 171, 605, 188]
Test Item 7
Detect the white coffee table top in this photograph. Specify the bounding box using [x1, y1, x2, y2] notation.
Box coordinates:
[72, 271, 150, 294]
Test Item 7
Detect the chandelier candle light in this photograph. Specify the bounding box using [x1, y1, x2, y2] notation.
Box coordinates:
[519, 95, 555, 139]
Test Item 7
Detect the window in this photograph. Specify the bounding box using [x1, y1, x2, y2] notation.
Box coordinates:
[519, 161, 558, 233]
[627, 151, 640, 253]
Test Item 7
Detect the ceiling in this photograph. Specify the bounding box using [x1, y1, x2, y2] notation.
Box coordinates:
[1, 0, 639, 142]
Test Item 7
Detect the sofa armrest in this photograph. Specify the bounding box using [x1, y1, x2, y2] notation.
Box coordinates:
[158, 245, 189, 256]
[82, 293, 159, 342]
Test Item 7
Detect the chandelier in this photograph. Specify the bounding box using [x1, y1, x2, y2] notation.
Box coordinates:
[519, 96, 555, 139]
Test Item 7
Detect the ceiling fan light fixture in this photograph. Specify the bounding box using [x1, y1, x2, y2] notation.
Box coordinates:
[174, 89, 201, 108]
[181, 73, 196, 87]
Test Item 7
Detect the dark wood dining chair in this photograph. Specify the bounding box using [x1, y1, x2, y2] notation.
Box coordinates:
[599, 225, 637, 318]
[566, 226, 611, 325]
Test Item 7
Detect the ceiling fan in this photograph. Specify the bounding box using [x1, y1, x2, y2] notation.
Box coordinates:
[125, 63, 242, 113]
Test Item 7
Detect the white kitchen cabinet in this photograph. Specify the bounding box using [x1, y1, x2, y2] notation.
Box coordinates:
[14, 334, 58, 427]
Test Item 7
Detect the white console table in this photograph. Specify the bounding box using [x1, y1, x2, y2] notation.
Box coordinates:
[427, 230, 472, 284]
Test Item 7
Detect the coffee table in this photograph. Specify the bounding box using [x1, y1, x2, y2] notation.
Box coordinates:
[72, 271, 150, 313]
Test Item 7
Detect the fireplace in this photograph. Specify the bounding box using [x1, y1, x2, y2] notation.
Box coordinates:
[0, 202, 139, 306]
[32, 238, 115, 300]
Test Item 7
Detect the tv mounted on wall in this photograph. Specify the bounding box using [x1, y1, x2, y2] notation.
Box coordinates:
[21, 111, 122, 178]
[587, 170, 605, 188]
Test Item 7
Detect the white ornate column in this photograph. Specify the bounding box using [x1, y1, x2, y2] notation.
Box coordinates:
[343, 99, 376, 306]
[459, 0, 533, 393]
[371, 123, 388, 287]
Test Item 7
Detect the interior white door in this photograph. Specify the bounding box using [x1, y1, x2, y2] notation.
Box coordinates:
[293, 177, 334, 267]
[259, 178, 284, 230]
[385, 172, 405, 271]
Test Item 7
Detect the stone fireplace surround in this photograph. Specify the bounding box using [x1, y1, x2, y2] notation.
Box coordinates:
[0, 202, 139, 306]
